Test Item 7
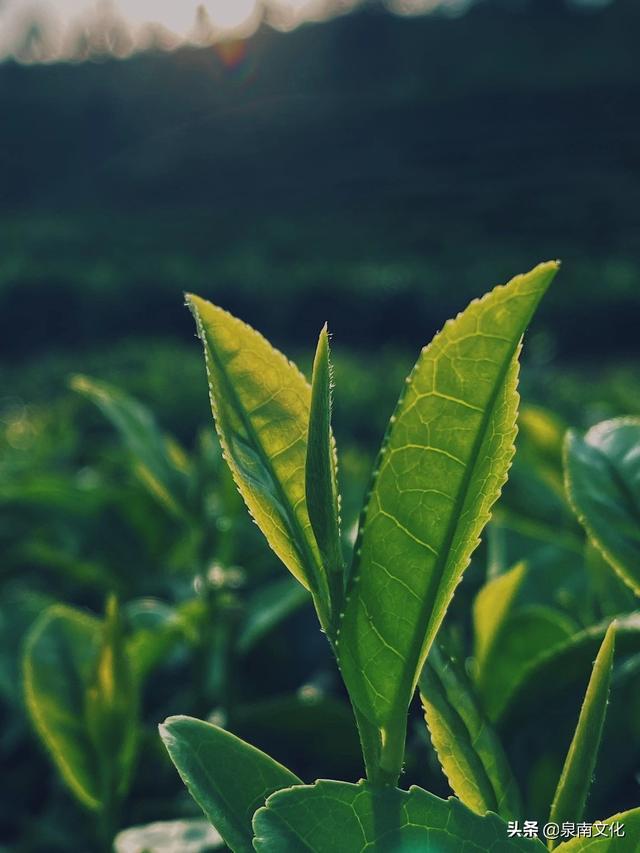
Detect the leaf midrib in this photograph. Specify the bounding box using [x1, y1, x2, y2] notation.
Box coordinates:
[392, 341, 520, 721]
[422, 661, 499, 814]
[181, 740, 255, 852]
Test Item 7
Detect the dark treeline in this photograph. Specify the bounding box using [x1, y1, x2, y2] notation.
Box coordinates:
[1, 0, 639, 357]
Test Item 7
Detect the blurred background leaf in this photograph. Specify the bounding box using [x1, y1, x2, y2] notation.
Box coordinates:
[3, 0, 640, 848]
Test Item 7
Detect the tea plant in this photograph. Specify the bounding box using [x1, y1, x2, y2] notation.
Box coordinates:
[24, 597, 138, 850]
[21, 380, 314, 851]
[160, 262, 640, 849]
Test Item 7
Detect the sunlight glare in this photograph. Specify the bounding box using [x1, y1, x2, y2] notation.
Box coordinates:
[0, 0, 458, 62]
[122, 1, 196, 35]
[203, 0, 258, 32]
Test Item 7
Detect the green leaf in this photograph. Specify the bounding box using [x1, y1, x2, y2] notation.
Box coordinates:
[24, 600, 140, 811]
[252, 780, 546, 852]
[585, 542, 637, 618]
[474, 561, 528, 675]
[477, 604, 578, 722]
[565, 417, 640, 595]
[71, 374, 190, 517]
[498, 612, 640, 725]
[159, 715, 301, 853]
[23, 605, 102, 809]
[305, 324, 343, 613]
[85, 596, 139, 799]
[337, 262, 558, 780]
[115, 819, 223, 853]
[555, 808, 640, 851]
[420, 645, 522, 820]
[547, 623, 616, 848]
[237, 577, 310, 655]
[186, 295, 328, 621]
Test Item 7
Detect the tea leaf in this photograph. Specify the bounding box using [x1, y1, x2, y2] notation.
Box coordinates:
[338, 262, 558, 780]
[85, 596, 139, 799]
[186, 296, 329, 620]
[585, 542, 638, 617]
[477, 604, 578, 722]
[547, 623, 616, 848]
[474, 561, 527, 675]
[305, 324, 343, 614]
[565, 418, 640, 596]
[555, 808, 640, 851]
[498, 613, 640, 725]
[159, 715, 301, 853]
[71, 375, 190, 517]
[252, 779, 546, 852]
[420, 646, 522, 820]
[23, 605, 102, 809]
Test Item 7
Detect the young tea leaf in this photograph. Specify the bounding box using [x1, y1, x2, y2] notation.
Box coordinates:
[547, 623, 616, 848]
[338, 262, 558, 781]
[473, 561, 528, 676]
[185, 296, 329, 622]
[23, 605, 103, 809]
[498, 612, 640, 726]
[71, 374, 191, 517]
[159, 715, 301, 853]
[305, 324, 343, 616]
[555, 807, 640, 851]
[252, 779, 546, 852]
[420, 645, 522, 820]
[85, 596, 139, 801]
[477, 604, 578, 722]
[565, 418, 640, 596]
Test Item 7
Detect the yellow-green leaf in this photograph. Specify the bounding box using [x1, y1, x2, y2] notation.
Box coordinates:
[85, 596, 139, 799]
[420, 645, 522, 820]
[477, 604, 578, 722]
[547, 623, 616, 849]
[555, 808, 640, 851]
[23, 605, 102, 809]
[186, 295, 328, 617]
[338, 262, 558, 781]
[71, 374, 190, 517]
[305, 324, 343, 618]
[474, 561, 528, 676]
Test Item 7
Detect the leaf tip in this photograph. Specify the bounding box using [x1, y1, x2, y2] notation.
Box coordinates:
[69, 373, 90, 393]
[158, 714, 190, 746]
[601, 620, 617, 659]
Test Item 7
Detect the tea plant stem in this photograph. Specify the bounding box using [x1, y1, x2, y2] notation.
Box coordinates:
[330, 629, 404, 785]
[352, 704, 404, 787]
[97, 785, 119, 853]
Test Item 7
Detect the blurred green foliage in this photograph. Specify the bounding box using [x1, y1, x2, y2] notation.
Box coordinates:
[1, 1, 640, 849]
[1, 290, 638, 849]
